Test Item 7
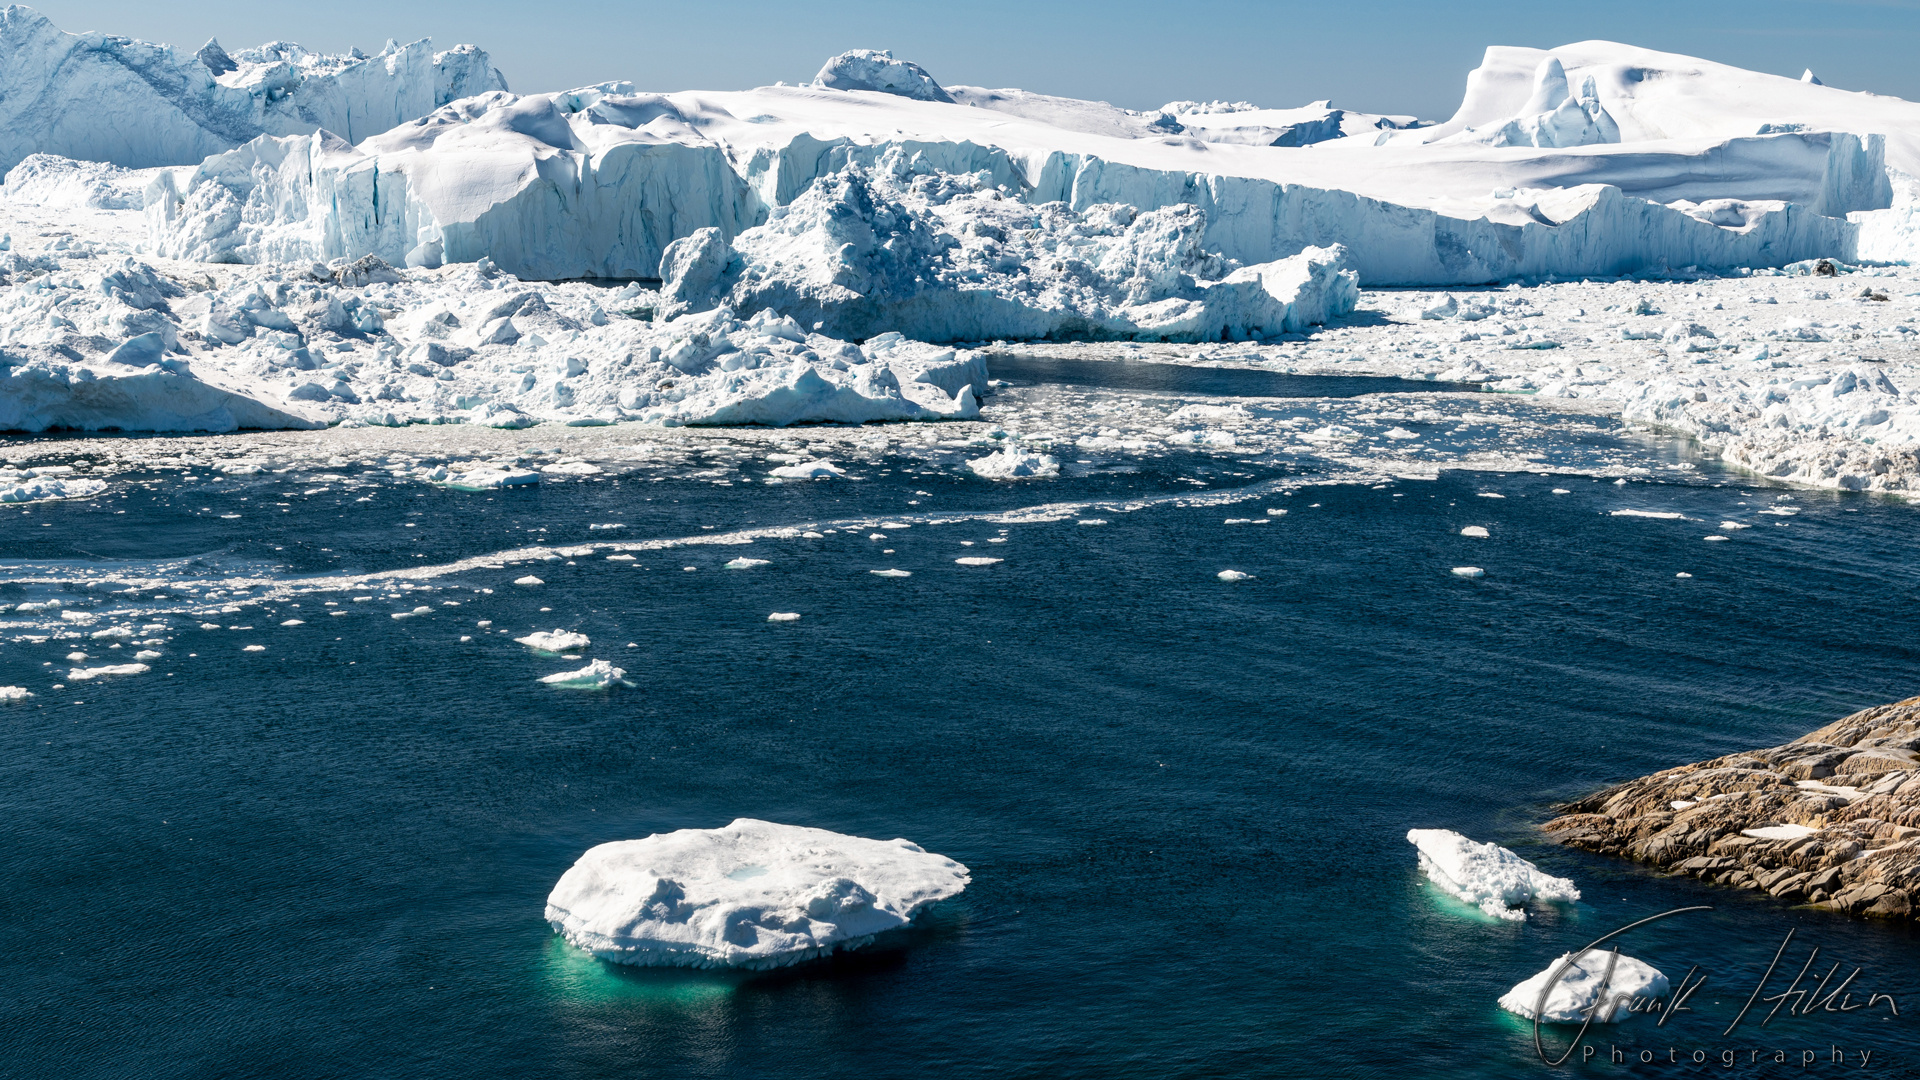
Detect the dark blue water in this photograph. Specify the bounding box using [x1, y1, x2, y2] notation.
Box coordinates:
[7, 444, 1920, 1078]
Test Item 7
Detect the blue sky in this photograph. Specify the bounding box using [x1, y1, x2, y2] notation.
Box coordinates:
[26, 0, 1920, 117]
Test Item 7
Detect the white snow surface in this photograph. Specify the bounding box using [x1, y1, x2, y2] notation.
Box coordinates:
[0, 6, 504, 175]
[1407, 828, 1580, 920]
[1500, 950, 1670, 1023]
[545, 818, 970, 969]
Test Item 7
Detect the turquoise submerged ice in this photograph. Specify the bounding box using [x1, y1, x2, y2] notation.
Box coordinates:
[546, 819, 970, 969]
[1407, 828, 1580, 921]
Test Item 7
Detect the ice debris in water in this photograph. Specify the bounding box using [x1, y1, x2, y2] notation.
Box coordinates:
[68, 663, 149, 680]
[1611, 509, 1685, 519]
[1499, 951, 1669, 1023]
[955, 557, 1002, 567]
[1460, 526, 1490, 537]
[0, 686, 34, 701]
[870, 569, 912, 577]
[540, 660, 631, 689]
[967, 450, 1060, 480]
[516, 629, 590, 653]
[514, 576, 545, 586]
[1217, 570, 1252, 582]
[724, 558, 770, 569]
[544, 818, 970, 969]
[1720, 522, 1751, 530]
[769, 460, 845, 479]
[0, 475, 108, 503]
[1406, 828, 1580, 921]
[242, 645, 265, 652]
[1451, 566, 1486, 578]
[767, 612, 802, 622]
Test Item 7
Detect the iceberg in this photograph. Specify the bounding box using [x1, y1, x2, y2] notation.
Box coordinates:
[545, 818, 970, 968]
[1499, 950, 1669, 1023]
[0, 6, 504, 175]
[540, 660, 631, 689]
[515, 629, 590, 653]
[1406, 828, 1579, 920]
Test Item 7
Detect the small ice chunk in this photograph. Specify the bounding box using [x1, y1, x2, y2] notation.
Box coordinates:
[68, 663, 151, 680]
[1384, 427, 1418, 440]
[1265, 508, 1288, 517]
[0, 686, 34, 701]
[1078, 519, 1106, 526]
[1551, 488, 1570, 494]
[242, 645, 265, 652]
[767, 612, 802, 622]
[869, 533, 887, 541]
[870, 569, 912, 577]
[134, 650, 161, 660]
[540, 660, 632, 689]
[770, 460, 845, 479]
[955, 557, 1002, 566]
[607, 554, 637, 562]
[1703, 535, 1729, 542]
[967, 449, 1059, 480]
[517, 630, 591, 653]
[1460, 526, 1489, 538]
[1719, 521, 1751, 530]
[1451, 566, 1485, 578]
[1675, 572, 1693, 578]
[1499, 950, 1668, 1023]
[199, 622, 221, 630]
[589, 523, 626, 531]
[1741, 823, 1819, 841]
[1477, 493, 1506, 499]
[1406, 829, 1579, 921]
[1611, 509, 1685, 519]
[66, 651, 88, 662]
[280, 619, 305, 626]
[1216, 570, 1252, 582]
[545, 818, 970, 968]
[725, 558, 770, 570]
[515, 576, 545, 586]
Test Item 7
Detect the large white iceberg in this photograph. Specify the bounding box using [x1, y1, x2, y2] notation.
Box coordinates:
[546, 818, 970, 968]
[1407, 828, 1580, 920]
[0, 6, 504, 175]
[1500, 950, 1670, 1023]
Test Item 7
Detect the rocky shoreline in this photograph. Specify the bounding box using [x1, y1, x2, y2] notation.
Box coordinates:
[1543, 698, 1920, 920]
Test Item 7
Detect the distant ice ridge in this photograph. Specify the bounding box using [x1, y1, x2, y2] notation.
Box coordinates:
[1406, 828, 1580, 920]
[546, 818, 970, 968]
[0, 5, 504, 175]
[1499, 950, 1669, 1023]
[0, 155, 150, 210]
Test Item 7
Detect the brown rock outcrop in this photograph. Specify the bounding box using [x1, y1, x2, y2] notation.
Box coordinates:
[1543, 696, 1920, 919]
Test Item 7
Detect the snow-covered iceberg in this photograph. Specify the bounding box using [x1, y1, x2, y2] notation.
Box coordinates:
[1500, 950, 1669, 1023]
[0, 6, 504, 175]
[546, 818, 970, 968]
[516, 629, 589, 653]
[1407, 828, 1580, 920]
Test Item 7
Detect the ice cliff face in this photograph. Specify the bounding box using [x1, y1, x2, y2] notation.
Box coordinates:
[0, 5, 504, 174]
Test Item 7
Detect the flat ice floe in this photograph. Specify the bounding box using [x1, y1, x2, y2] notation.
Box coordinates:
[1499, 950, 1669, 1023]
[516, 629, 590, 653]
[1406, 828, 1579, 920]
[545, 818, 970, 968]
[1, 686, 35, 700]
[67, 662, 149, 680]
[540, 660, 630, 689]
[968, 450, 1060, 480]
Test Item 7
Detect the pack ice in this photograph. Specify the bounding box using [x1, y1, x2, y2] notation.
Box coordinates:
[545, 818, 970, 968]
[1406, 828, 1580, 920]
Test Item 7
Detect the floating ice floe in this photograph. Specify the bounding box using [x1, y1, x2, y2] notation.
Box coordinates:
[955, 557, 1002, 566]
[1719, 522, 1752, 530]
[540, 660, 632, 689]
[1451, 566, 1486, 578]
[870, 569, 912, 577]
[242, 644, 265, 652]
[67, 663, 150, 680]
[724, 558, 770, 569]
[1610, 509, 1685, 519]
[1460, 526, 1490, 537]
[967, 449, 1060, 480]
[769, 460, 846, 479]
[1703, 535, 1729, 541]
[544, 818, 970, 968]
[1499, 950, 1669, 1023]
[767, 612, 801, 622]
[516, 629, 590, 653]
[1406, 828, 1580, 921]
[280, 619, 303, 626]
[0, 475, 108, 503]
[1, 686, 36, 700]
[1675, 572, 1693, 578]
[1217, 570, 1253, 582]
[514, 576, 544, 586]
[438, 468, 540, 491]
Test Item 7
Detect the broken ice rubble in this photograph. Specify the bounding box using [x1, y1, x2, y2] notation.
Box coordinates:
[1406, 828, 1580, 920]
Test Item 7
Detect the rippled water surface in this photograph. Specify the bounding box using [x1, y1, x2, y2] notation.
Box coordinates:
[7, 374, 1920, 1078]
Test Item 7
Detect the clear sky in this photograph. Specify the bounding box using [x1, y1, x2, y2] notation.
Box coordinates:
[21, 0, 1920, 118]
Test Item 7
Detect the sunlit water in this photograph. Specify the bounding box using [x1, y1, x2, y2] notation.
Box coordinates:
[6, 366, 1920, 1078]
